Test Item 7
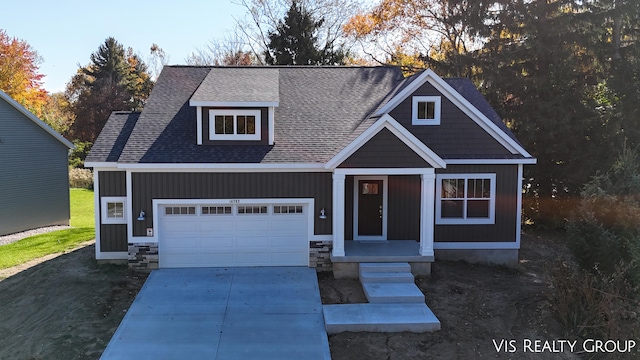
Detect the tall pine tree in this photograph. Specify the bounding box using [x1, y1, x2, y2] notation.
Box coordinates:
[264, 1, 346, 65]
[68, 37, 153, 142]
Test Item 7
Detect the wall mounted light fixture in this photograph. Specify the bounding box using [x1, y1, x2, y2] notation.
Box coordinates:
[137, 210, 146, 221]
[319, 208, 327, 220]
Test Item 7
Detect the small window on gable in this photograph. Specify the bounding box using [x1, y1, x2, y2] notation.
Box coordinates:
[209, 109, 261, 140]
[412, 96, 441, 125]
[101, 196, 127, 224]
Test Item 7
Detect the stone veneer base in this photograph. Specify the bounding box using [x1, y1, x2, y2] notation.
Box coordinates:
[128, 242, 159, 271]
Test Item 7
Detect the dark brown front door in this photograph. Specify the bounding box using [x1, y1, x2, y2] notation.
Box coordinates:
[357, 180, 383, 236]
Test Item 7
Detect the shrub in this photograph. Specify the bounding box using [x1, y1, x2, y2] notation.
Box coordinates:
[567, 147, 640, 281]
[69, 168, 93, 189]
[550, 261, 639, 341]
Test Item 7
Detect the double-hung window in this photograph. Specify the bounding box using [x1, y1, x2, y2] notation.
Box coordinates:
[209, 109, 261, 140]
[436, 174, 496, 224]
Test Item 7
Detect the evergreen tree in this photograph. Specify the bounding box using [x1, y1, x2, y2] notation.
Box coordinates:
[68, 37, 153, 142]
[264, 1, 346, 65]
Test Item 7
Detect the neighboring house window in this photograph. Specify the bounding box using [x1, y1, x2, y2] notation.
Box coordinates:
[435, 174, 496, 224]
[101, 197, 127, 224]
[412, 96, 441, 125]
[209, 109, 261, 140]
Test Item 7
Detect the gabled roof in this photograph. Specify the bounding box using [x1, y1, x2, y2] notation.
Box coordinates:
[0, 90, 74, 149]
[87, 66, 533, 167]
[374, 69, 531, 158]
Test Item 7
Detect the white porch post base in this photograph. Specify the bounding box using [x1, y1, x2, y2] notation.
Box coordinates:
[420, 172, 435, 257]
[332, 173, 346, 257]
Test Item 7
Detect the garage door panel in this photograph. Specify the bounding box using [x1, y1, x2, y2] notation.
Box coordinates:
[159, 202, 309, 268]
[200, 220, 234, 232]
[200, 237, 234, 248]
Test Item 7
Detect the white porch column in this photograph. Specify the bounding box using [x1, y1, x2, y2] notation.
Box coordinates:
[420, 172, 435, 257]
[332, 173, 346, 257]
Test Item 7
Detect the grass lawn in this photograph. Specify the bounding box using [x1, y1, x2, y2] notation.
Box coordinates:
[0, 189, 95, 269]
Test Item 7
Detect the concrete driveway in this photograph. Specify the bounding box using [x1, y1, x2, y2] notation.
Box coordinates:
[100, 267, 330, 360]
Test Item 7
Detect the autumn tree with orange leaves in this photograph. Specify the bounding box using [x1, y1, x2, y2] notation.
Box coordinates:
[0, 30, 48, 116]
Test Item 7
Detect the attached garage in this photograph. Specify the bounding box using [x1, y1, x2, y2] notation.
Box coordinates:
[157, 200, 311, 268]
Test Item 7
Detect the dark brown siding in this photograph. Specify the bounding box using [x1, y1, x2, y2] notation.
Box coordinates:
[98, 171, 128, 252]
[338, 128, 431, 168]
[100, 224, 127, 252]
[389, 82, 511, 157]
[132, 172, 332, 236]
[434, 165, 519, 242]
[387, 175, 421, 240]
[201, 107, 269, 145]
[345, 176, 354, 240]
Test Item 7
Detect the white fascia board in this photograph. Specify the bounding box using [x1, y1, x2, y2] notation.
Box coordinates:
[116, 162, 328, 172]
[84, 162, 119, 170]
[0, 90, 75, 149]
[374, 69, 531, 158]
[445, 158, 537, 165]
[325, 114, 446, 169]
[189, 100, 279, 107]
[268, 107, 275, 145]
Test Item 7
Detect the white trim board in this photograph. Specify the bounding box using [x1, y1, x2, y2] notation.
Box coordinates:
[373, 69, 531, 158]
[189, 100, 279, 107]
[446, 158, 537, 165]
[325, 114, 446, 169]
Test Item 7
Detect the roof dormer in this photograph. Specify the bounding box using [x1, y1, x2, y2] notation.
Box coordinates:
[190, 68, 279, 145]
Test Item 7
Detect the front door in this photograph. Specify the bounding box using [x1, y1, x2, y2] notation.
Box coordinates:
[354, 176, 387, 240]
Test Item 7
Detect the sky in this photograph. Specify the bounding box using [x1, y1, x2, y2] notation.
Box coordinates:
[1, 0, 246, 93]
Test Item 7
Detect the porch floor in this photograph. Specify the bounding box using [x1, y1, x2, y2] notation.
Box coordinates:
[332, 240, 433, 263]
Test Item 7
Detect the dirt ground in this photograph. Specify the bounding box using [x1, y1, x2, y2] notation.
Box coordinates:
[0, 233, 628, 359]
[319, 233, 595, 360]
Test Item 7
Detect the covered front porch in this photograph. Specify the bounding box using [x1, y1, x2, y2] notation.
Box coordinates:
[329, 168, 437, 278]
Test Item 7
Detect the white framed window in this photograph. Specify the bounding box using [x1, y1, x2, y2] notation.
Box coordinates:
[165, 206, 196, 215]
[101, 196, 127, 224]
[412, 96, 441, 125]
[238, 206, 268, 214]
[436, 174, 496, 225]
[202, 206, 232, 215]
[273, 205, 304, 214]
[209, 109, 261, 140]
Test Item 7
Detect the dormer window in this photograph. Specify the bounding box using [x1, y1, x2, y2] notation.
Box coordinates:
[412, 96, 441, 125]
[209, 109, 261, 140]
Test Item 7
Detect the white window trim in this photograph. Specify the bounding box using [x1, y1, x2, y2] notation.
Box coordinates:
[101, 196, 127, 225]
[435, 173, 496, 225]
[209, 109, 261, 140]
[412, 96, 441, 125]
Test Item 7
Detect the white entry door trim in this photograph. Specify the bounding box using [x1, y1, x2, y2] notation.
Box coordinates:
[353, 175, 388, 241]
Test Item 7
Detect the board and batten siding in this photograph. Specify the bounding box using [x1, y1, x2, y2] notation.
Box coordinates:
[434, 164, 519, 242]
[98, 171, 127, 252]
[338, 128, 431, 168]
[389, 82, 512, 157]
[344, 175, 421, 241]
[0, 99, 70, 236]
[131, 172, 333, 237]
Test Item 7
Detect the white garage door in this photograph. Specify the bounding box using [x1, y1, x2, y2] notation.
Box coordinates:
[158, 203, 309, 268]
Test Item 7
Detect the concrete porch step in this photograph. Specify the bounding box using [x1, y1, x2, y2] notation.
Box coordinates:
[323, 303, 441, 333]
[359, 271, 415, 283]
[362, 282, 425, 303]
[359, 262, 411, 274]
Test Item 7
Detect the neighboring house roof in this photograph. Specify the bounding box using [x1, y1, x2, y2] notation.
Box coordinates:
[87, 66, 532, 166]
[0, 90, 74, 149]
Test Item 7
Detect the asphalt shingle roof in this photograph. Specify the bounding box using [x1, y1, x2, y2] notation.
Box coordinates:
[190, 67, 280, 105]
[88, 66, 527, 165]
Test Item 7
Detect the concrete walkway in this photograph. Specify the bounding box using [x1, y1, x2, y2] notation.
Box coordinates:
[101, 267, 330, 360]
